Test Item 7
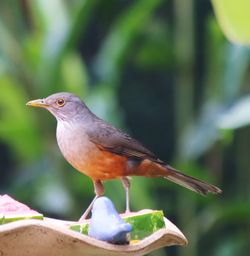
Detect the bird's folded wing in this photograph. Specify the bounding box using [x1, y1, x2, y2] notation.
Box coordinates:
[86, 121, 163, 164]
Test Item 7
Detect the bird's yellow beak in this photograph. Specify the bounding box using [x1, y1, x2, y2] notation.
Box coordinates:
[26, 99, 49, 108]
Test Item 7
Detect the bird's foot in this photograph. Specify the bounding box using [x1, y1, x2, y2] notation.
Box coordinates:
[124, 205, 131, 214]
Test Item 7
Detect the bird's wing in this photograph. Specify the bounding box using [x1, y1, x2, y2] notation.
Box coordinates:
[86, 120, 163, 164]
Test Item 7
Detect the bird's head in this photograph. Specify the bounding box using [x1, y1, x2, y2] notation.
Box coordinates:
[26, 92, 90, 121]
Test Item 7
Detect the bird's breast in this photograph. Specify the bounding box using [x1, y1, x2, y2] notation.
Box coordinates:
[56, 121, 128, 180]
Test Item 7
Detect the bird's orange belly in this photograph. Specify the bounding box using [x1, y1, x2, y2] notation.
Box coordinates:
[57, 124, 129, 180]
[68, 149, 128, 180]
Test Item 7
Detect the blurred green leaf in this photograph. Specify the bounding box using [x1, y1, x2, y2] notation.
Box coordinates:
[178, 102, 222, 160]
[134, 20, 173, 69]
[217, 96, 250, 129]
[0, 18, 31, 86]
[214, 237, 249, 256]
[86, 85, 124, 127]
[196, 201, 250, 234]
[0, 77, 42, 160]
[222, 44, 249, 101]
[94, 0, 163, 84]
[179, 42, 250, 160]
[34, 0, 98, 92]
[30, 0, 69, 33]
[212, 0, 250, 44]
[61, 52, 89, 96]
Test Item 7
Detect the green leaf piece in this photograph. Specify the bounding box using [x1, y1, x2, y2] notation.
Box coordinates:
[124, 210, 165, 240]
[0, 214, 4, 225]
[1, 213, 43, 225]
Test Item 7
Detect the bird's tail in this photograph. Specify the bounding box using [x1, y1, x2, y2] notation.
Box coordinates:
[164, 165, 222, 195]
[133, 159, 221, 195]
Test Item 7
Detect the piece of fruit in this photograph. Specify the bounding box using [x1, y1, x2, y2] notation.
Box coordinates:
[0, 195, 43, 224]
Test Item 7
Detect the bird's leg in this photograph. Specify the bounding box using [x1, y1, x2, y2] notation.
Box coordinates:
[121, 177, 131, 213]
[79, 180, 104, 221]
[79, 195, 98, 221]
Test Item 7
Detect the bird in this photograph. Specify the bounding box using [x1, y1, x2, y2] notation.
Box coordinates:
[88, 196, 132, 244]
[26, 92, 221, 219]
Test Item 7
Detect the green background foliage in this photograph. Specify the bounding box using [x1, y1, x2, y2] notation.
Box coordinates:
[0, 1, 250, 255]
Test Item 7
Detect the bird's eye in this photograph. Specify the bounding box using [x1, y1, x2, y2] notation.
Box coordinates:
[56, 98, 65, 107]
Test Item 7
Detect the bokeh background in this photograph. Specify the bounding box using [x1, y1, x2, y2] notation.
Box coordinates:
[0, 1, 250, 255]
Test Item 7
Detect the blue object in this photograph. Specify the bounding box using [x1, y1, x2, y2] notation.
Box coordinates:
[88, 196, 132, 244]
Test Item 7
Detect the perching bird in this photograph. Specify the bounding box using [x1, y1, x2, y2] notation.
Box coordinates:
[88, 196, 132, 244]
[27, 92, 221, 218]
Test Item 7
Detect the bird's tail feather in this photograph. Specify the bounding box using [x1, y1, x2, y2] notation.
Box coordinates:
[164, 165, 222, 195]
